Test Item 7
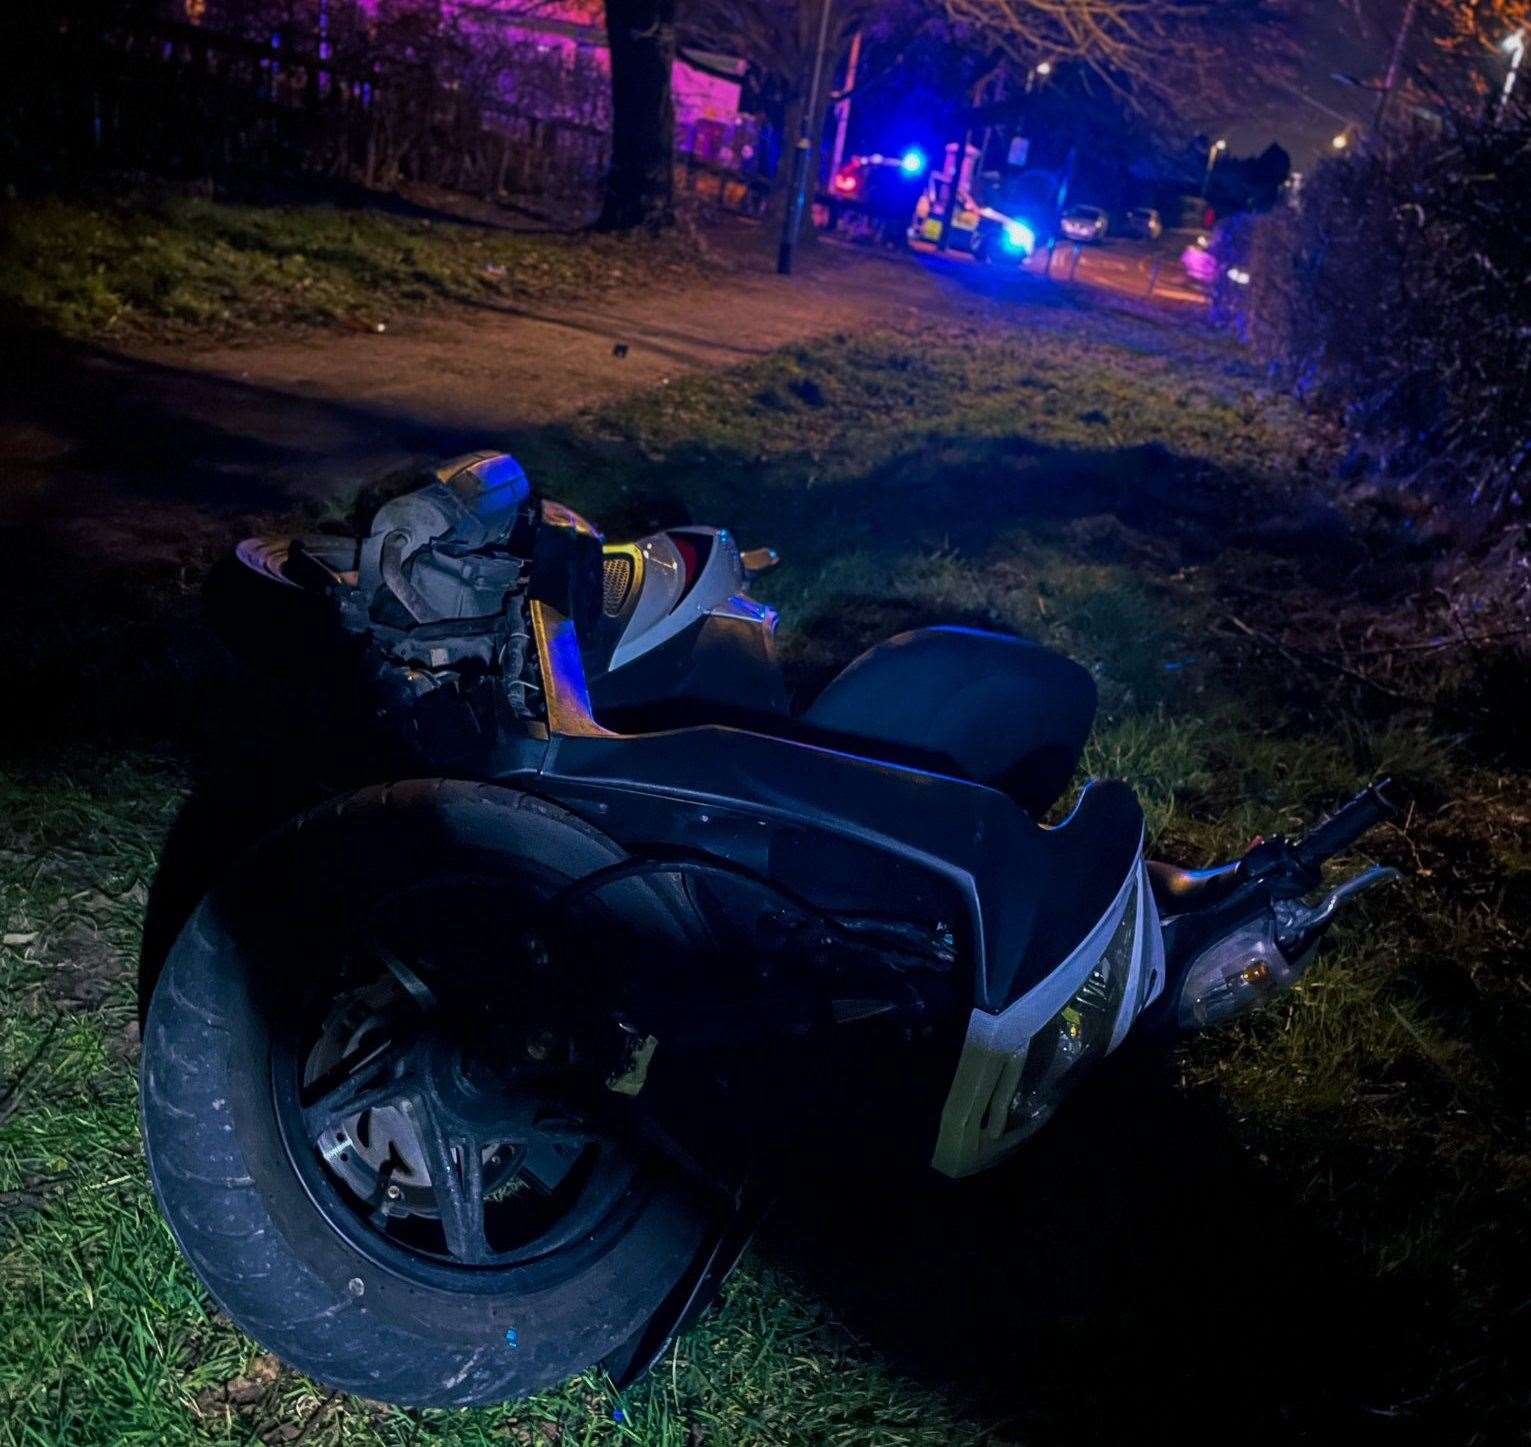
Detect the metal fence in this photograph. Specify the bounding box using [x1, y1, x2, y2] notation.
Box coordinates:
[3, 11, 765, 212]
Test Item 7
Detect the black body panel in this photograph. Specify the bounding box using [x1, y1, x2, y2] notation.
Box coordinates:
[495, 724, 1141, 1013]
[588, 613, 790, 733]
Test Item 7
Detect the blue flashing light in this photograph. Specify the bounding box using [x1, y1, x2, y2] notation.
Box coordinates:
[1003, 221, 1035, 254]
[900, 149, 927, 176]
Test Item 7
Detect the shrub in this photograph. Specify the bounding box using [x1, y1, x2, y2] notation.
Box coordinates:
[1232, 105, 1531, 514]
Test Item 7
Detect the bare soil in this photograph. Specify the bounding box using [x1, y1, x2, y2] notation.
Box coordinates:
[0, 239, 910, 539]
[0, 223, 1184, 574]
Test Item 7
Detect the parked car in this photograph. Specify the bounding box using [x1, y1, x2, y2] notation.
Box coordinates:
[1122, 206, 1163, 240]
[1060, 204, 1109, 243]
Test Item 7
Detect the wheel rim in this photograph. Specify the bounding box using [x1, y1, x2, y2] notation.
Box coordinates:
[267, 876, 641, 1286]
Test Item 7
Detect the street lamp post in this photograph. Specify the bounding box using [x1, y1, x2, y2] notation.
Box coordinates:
[829, 28, 862, 181]
[1201, 137, 1226, 197]
[1500, 29, 1526, 121]
[777, 0, 836, 277]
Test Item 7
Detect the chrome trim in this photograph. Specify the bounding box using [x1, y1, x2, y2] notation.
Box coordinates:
[707, 593, 779, 631]
[1109, 869, 1164, 1052]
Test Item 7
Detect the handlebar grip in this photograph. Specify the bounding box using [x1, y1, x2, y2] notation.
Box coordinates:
[1294, 778, 1397, 870]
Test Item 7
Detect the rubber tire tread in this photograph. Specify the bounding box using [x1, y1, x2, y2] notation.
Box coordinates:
[141, 780, 711, 1408]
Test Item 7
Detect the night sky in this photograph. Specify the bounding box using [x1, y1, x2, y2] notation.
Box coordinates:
[1215, 0, 1413, 164]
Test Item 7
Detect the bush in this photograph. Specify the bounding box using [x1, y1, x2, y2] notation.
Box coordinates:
[1232, 106, 1531, 513]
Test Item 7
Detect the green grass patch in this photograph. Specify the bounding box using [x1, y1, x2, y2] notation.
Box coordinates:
[2, 301, 1528, 1440]
[0, 193, 713, 343]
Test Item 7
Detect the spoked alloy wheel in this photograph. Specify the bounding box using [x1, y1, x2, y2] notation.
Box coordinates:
[141, 783, 718, 1407]
[272, 881, 638, 1283]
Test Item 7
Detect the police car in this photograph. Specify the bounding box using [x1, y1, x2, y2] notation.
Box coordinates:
[909, 156, 1043, 265]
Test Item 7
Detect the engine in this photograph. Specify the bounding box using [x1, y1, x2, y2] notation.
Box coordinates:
[312, 451, 600, 757]
[227, 449, 782, 762]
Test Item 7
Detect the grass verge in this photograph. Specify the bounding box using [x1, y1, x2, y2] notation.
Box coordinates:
[2, 301, 1528, 1443]
[0, 191, 714, 343]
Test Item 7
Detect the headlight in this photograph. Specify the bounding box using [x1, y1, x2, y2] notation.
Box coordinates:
[932, 857, 1155, 1178]
[1003, 221, 1034, 253]
[1006, 875, 1137, 1137]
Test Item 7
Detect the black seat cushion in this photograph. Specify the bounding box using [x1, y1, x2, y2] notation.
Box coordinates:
[799, 627, 1097, 815]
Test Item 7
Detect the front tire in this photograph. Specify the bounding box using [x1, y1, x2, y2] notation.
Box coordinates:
[141, 782, 715, 1407]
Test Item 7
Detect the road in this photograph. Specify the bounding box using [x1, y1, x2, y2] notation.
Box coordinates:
[908, 231, 1209, 307]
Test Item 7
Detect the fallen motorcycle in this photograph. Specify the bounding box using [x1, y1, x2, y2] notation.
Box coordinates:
[139, 451, 1400, 1407]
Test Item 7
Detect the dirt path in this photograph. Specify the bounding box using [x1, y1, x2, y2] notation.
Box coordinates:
[0, 230, 1174, 568]
[158, 242, 957, 454]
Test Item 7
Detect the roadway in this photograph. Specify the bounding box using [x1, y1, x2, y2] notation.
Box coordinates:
[904, 231, 1209, 309]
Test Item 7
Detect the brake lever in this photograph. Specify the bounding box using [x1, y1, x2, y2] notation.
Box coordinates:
[1236, 777, 1401, 902]
[1273, 864, 1401, 953]
[1308, 865, 1401, 926]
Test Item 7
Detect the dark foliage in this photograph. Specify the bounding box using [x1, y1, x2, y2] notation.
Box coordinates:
[1232, 103, 1531, 515]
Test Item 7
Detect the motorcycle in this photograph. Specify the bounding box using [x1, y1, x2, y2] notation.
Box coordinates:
[139, 451, 1400, 1408]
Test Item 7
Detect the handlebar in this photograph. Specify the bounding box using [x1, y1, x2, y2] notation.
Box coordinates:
[1292, 778, 1398, 873]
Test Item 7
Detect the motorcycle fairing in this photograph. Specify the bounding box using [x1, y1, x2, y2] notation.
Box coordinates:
[598, 528, 756, 674]
[932, 849, 1165, 1177]
[518, 602, 1146, 1015]
[587, 595, 790, 733]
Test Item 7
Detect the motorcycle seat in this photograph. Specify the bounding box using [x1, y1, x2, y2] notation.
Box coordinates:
[798, 626, 1097, 816]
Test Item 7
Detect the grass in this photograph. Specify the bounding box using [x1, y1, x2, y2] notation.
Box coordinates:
[0, 192, 714, 343]
[3, 293, 1529, 1443]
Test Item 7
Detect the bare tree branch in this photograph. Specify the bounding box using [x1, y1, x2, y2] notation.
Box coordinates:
[941, 0, 1296, 112]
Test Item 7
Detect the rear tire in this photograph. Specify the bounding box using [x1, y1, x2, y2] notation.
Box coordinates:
[141, 781, 714, 1407]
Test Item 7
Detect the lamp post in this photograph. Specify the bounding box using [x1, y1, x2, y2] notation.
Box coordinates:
[1500, 29, 1526, 121]
[1331, 131, 1350, 151]
[829, 28, 862, 181]
[778, 0, 836, 276]
[1201, 137, 1226, 197]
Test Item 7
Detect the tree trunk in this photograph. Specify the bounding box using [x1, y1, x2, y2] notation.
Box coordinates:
[597, 0, 676, 231]
[765, 88, 834, 242]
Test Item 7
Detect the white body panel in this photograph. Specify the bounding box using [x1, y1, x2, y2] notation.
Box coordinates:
[606, 527, 775, 671]
[932, 845, 1164, 1177]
